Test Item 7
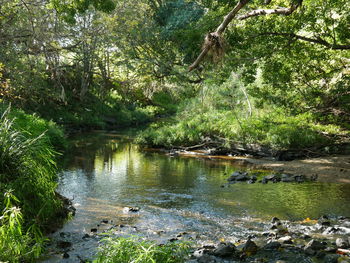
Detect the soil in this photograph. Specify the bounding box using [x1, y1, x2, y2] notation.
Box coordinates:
[238, 155, 350, 183]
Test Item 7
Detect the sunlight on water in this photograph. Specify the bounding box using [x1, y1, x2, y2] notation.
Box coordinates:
[57, 131, 350, 237]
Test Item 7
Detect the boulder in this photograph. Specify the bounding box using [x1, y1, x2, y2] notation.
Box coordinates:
[241, 239, 258, 255]
[263, 241, 281, 250]
[281, 174, 294, 182]
[212, 242, 236, 258]
[336, 238, 350, 249]
[304, 239, 326, 251]
[278, 236, 293, 244]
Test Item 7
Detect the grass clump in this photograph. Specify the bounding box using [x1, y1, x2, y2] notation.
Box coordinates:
[0, 106, 64, 261]
[0, 192, 45, 262]
[94, 236, 191, 263]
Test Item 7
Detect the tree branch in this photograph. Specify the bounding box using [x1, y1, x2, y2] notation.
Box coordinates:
[237, 3, 301, 20]
[189, 0, 303, 72]
[257, 32, 350, 50]
[189, 0, 249, 71]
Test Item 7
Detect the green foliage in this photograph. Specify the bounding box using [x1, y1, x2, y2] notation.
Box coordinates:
[94, 236, 191, 263]
[0, 106, 62, 229]
[137, 75, 347, 151]
[0, 105, 66, 151]
[0, 191, 45, 263]
[155, 0, 204, 40]
[50, 0, 115, 23]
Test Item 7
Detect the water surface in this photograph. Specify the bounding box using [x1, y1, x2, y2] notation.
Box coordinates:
[48, 131, 350, 261]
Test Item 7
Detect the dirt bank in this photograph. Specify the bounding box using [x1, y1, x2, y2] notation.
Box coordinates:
[241, 155, 350, 183]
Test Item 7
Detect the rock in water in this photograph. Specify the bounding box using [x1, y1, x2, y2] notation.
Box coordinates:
[212, 242, 236, 258]
[278, 236, 293, 244]
[263, 241, 281, 250]
[336, 238, 350, 249]
[241, 239, 258, 256]
[57, 240, 72, 249]
[304, 239, 326, 251]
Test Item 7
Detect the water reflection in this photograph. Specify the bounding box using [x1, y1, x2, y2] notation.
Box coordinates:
[57, 131, 350, 235]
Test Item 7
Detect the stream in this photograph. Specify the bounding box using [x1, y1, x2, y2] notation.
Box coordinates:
[42, 131, 350, 262]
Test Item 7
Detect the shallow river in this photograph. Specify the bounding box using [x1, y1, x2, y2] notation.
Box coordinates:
[44, 131, 350, 262]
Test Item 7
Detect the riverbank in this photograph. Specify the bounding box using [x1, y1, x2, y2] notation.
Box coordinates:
[151, 148, 350, 183]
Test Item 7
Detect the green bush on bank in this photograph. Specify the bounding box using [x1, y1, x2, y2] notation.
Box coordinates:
[137, 107, 344, 151]
[94, 236, 190, 263]
[0, 106, 64, 262]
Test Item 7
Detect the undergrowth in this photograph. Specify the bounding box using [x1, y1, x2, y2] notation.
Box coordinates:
[0, 192, 46, 262]
[94, 236, 191, 263]
[0, 106, 63, 262]
[137, 74, 347, 151]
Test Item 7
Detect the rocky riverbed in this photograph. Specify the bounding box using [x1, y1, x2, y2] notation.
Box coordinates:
[43, 207, 350, 263]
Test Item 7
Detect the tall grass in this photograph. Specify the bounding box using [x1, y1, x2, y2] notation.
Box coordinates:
[0, 107, 61, 227]
[0, 191, 45, 262]
[94, 236, 191, 263]
[0, 106, 63, 262]
[136, 75, 346, 151]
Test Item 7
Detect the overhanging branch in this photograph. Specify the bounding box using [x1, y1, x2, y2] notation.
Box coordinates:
[189, 0, 303, 72]
[257, 32, 350, 50]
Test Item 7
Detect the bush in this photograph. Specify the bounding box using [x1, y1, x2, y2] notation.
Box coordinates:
[94, 236, 191, 263]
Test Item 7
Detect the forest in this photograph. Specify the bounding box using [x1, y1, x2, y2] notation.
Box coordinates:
[0, 0, 349, 262]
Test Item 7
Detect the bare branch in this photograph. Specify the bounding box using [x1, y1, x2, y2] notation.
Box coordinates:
[237, 3, 301, 20]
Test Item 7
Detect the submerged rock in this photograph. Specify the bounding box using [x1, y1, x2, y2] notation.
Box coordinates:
[57, 240, 72, 249]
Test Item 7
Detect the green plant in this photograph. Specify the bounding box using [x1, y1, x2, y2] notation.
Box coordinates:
[94, 236, 191, 263]
[0, 191, 45, 263]
[0, 106, 61, 229]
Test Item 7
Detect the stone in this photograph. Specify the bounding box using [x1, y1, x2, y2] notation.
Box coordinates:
[323, 227, 339, 235]
[278, 236, 293, 244]
[336, 238, 350, 249]
[304, 239, 326, 251]
[123, 206, 140, 213]
[235, 174, 249, 181]
[57, 240, 72, 249]
[324, 247, 337, 253]
[241, 239, 258, 255]
[265, 174, 281, 182]
[212, 242, 236, 258]
[323, 254, 341, 263]
[263, 241, 281, 250]
[281, 174, 294, 182]
[197, 254, 219, 263]
[82, 233, 90, 239]
[271, 217, 280, 224]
